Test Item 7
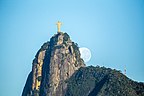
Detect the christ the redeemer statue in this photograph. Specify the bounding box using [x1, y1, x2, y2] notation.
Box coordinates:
[56, 21, 62, 32]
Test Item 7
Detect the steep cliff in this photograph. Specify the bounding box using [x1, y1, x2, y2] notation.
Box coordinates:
[22, 32, 85, 96]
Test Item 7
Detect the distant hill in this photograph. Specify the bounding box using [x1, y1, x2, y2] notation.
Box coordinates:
[22, 32, 144, 96]
[66, 66, 144, 96]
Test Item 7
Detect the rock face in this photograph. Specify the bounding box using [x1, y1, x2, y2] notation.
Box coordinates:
[22, 32, 85, 96]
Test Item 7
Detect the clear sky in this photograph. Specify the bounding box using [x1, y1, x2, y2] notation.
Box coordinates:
[0, 0, 144, 96]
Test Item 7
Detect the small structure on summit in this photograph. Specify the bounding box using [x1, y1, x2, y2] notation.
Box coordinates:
[56, 21, 62, 33]
[124, 65, 126, 75]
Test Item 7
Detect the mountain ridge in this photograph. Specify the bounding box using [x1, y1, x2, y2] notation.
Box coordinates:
[65, 66, 144, 96]
[22, 32, 144, 96]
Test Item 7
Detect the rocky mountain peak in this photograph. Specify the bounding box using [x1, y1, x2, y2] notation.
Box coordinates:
[22, 32, 85, 96]
[22, 32, 144, 96]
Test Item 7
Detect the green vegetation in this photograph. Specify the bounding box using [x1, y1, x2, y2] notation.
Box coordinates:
[32, 89, 39, 96]
[37, 76, 42, 81]
[40, 42, 50, 51]
[65, 66, 144, 96]
[72, 42, 80, 59]
[50, 33, 60, 46]
[63, 33, 70, 41]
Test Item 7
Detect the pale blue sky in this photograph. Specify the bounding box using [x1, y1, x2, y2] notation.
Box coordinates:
[0, 0, 144, 96]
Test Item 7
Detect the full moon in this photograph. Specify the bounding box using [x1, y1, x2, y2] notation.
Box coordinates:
[79, 47, 91, 62]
